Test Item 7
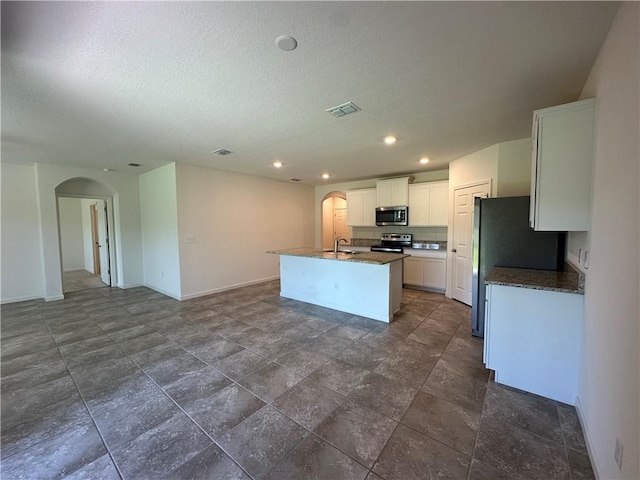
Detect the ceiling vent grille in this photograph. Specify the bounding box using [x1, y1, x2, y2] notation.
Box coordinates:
[290, 178, 301, 182]
[213, 148, 232, 156]
[326, 101, 361, 118]
[127, 162, 142, 167]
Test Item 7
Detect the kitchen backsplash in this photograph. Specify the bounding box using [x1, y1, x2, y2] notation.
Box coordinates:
[351, 226, 448, 242]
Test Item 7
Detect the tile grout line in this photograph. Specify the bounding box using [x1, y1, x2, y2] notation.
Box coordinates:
[42, 308, 127, 480]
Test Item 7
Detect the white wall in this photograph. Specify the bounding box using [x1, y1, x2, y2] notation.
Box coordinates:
[58, 197, 85, 271]
[496, 138, 531, 197]
[0, 163, 44, 303]
[573, 4, 639, 479]
[139, 164, 181, 299]
[34, 163, 143, 300]
[175, 163, 315, 299]
[448, 144, 500, 197]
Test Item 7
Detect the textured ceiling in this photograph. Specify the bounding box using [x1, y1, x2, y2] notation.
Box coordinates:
[1, 1, 619, 185]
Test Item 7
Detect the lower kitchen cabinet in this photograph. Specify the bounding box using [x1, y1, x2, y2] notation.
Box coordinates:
[403, 251, 446, 292]
[484, 283, 583, 405]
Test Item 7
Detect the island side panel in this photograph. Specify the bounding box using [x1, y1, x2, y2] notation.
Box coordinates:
[279, 255, 394, 322]
[389, 259, 403, 315]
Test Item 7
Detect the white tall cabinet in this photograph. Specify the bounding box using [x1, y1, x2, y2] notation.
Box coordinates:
[346, 188, 376, 227]
[530, 98, 595, 231]
[408, 181, 449, 226]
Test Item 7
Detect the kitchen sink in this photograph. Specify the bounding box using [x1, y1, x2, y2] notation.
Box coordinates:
[323, 249, 362, 255]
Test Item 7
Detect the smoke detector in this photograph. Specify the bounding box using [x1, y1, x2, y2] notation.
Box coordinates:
[326, 102, 361, 118]
[213, 148, 232, 156]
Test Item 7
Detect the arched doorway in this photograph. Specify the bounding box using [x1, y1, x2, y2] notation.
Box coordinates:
[321, 191, 349, 250]
[55, 178, 116, 294]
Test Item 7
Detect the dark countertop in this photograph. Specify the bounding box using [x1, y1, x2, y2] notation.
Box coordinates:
[484, 266, 583, 295]
[267, 248, 408, 265]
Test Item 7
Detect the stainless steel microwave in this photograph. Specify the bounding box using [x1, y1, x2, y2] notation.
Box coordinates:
[375, 206, 408, 226]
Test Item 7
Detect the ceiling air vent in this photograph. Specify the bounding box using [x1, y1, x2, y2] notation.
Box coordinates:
[290, 178, 301, 182]
[213, 148, 232, 156]
[326, 101, 360, 118]
[127, 163, 142, 167]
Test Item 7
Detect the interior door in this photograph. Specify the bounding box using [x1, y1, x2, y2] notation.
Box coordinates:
[452, 183, 490, 304]
[96, 200, 111, 286]
[334, 208, 350, 242]
[90, 204, 101, 275]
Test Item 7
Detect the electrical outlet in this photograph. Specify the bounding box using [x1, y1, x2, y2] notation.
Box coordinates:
[614, 437, 623, 470]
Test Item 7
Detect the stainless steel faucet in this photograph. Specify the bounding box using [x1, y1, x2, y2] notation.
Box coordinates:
[334, 237, 349, 253]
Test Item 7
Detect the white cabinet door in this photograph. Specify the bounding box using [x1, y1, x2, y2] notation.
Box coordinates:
[403, 257, 424, 285]
[346, 190, 363, 226]
[362, 189, 377, 226]
[530, 98, 595, 231]
[377, 178, 409, 206]
[408, 184, 429, 226]
[424, 258, 446, 290]
[403, 254, 446, 292]
[428, 181, 449, 226]
[408, 181, 449, 227]
[347, 188, 376, 227]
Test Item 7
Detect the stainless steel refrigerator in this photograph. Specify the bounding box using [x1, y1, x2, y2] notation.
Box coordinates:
[471, 196, 565, 338]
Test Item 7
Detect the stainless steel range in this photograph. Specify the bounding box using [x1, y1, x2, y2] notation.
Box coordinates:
[370, 233, 412, 253]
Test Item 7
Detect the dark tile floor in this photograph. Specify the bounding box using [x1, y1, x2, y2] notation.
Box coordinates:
[1, 281, 594, 480]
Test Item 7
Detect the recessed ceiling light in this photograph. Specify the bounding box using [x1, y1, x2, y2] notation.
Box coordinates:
[420, 157, 430, 164]
[322, 173, 330, 179]
[275, 35, 298, 51]
[384, 136, 397, 145]
[273, 161, 283, 168]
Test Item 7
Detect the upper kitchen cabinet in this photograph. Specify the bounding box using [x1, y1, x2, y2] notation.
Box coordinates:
[408, 181, 449, 226]
[530, 98, 595, 231]
[376, 177, 412, 206]
[346, 188, 376, 226]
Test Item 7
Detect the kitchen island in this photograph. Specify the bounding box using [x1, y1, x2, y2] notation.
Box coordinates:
[267, 248, 409, 323]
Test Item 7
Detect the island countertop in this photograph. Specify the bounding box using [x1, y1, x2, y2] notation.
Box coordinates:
[484, 266, 583, 294]
[267, 247, 409, 265]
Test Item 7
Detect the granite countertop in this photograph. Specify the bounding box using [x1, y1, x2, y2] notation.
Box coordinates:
[267, 248, 409, 265]
[484, 266, 584, 295]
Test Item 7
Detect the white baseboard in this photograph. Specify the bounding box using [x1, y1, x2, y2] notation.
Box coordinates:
[1, 293, 44, 305]
[45, 295, 65, 302]
[575, 396, 602, 479]
[143, 284, 181, 301]
[118, 283, 143, 289]
[180, 276, 279, 301]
